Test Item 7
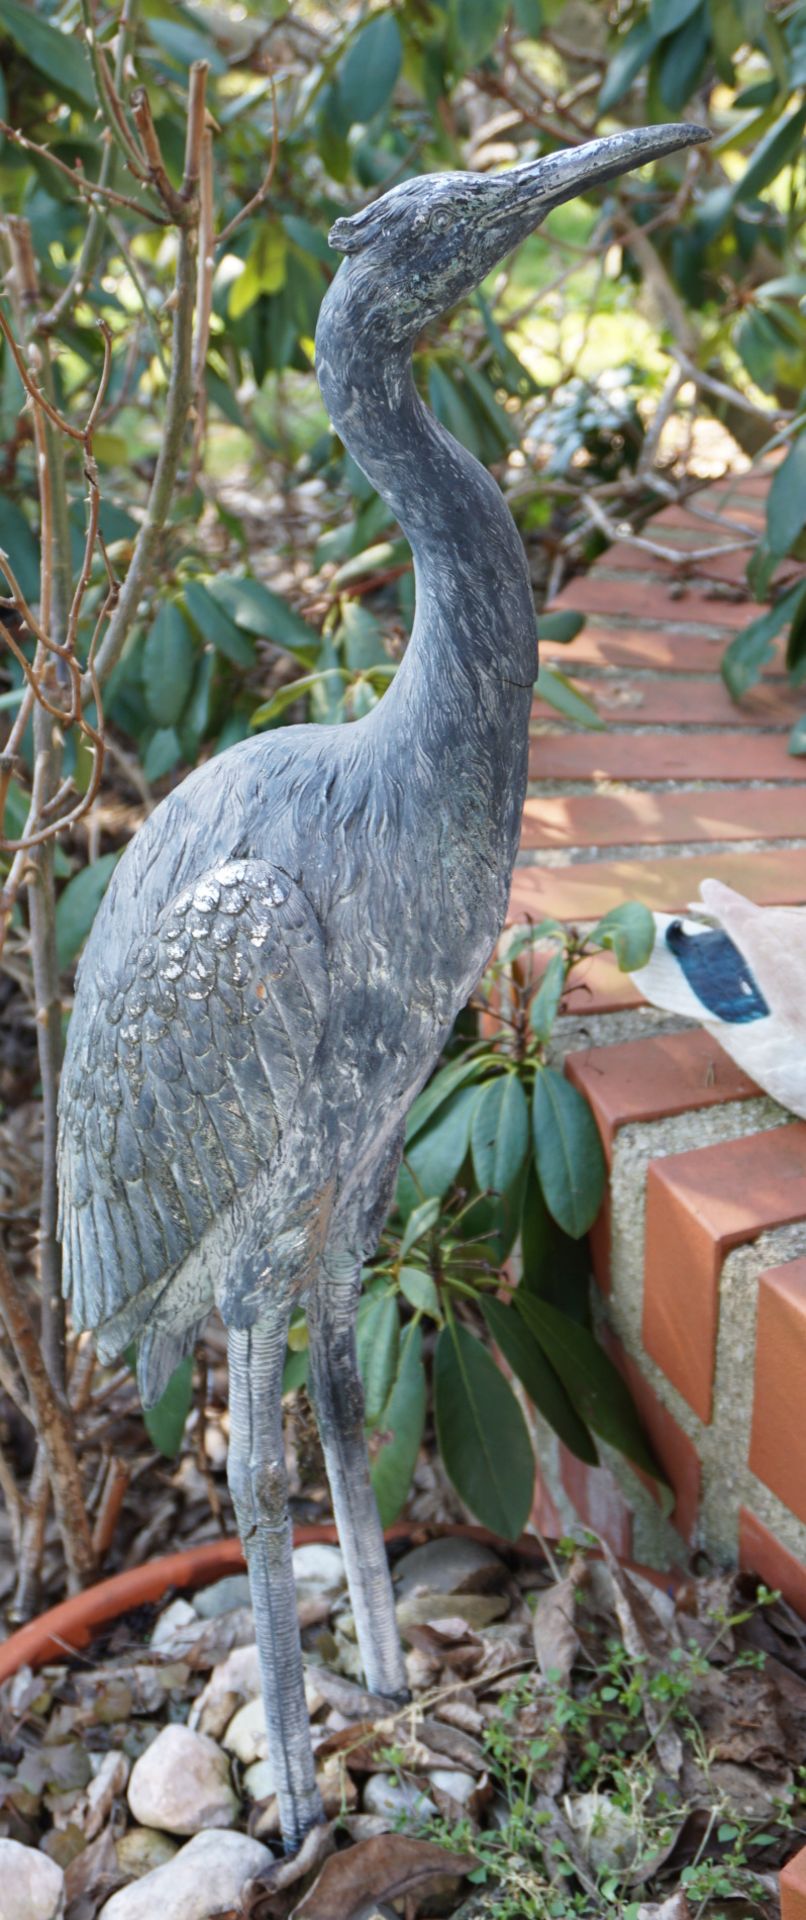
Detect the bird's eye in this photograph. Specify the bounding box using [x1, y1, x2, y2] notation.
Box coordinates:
[430, 209, 451, 232]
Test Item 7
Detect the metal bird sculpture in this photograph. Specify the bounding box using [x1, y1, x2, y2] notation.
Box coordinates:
[58, 122, 707, 1852]
[631, 877, 806, 1119]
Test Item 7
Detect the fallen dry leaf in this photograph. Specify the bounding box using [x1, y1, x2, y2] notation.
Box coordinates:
[599, 1542, 683, 1779]
[290, 1834, 476, 1919]
[636, 1893, 692, 1920]
[236, 1821, 338, 1916]
[532, 1559, 586, 1683]
[63, 1824, 120, 1917]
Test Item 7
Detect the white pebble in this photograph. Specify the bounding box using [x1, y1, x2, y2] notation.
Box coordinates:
[362, 1773, 436, 1820]
[127, 1725, 239, 1835]
[429, 1767, 479, 1805]
[150, 1599, 196, 1648]
[292, 1543, 346, 1599]
[99, 1829, 272, 1920]
[0, 1839, 65, 1920]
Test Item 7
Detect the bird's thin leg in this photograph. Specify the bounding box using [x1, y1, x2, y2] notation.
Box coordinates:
[307, 1255, 408, 1700]
[226, 1317, 324, 1852]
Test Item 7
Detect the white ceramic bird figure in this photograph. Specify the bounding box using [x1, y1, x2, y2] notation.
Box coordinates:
[630, 878, 806, 1121]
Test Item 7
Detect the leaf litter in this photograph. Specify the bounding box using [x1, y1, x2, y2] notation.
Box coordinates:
[0, 1530, 805, 1919]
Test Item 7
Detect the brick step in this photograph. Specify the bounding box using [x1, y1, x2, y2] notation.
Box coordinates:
[749, 1260, 806, 1530]
[529, 730, 797, 781]
[642, 1124, 806, 1422]
[554, 1031, 806, 1586]
[533, 675, 799, 728]
[550, 575, 761, 629]
[510, 846, 806, 922]
[522, 787, 806, 850]
[540, 627, 786, 675]
[568, 1027, 760, 1154]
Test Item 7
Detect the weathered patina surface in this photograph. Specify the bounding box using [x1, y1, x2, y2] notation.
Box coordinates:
[59, 124, 707, 1850]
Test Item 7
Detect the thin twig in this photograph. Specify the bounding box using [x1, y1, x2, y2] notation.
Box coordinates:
[38, 0, 143, 335]
[0, 1242, 95, 1590]
[0, 122, 168, 224]
[89, 218, 199, 690]
[130, 86, 191, 222]
[190, 126, 215, 479]
[79, 0, 149, 180]
[182, 61, 209, 202]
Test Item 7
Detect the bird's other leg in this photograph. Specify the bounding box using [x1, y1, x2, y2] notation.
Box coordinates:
[226, 1318, 324, 1853]
[307, 1254, 408, 1700]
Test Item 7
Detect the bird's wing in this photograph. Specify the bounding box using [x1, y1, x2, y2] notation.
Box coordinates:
[58, 859, 329, 1335]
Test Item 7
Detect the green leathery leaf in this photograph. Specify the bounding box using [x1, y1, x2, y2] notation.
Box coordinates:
[453, 0, 508, 66]
[182, 580, 255, 669]
[651, 0, 702, 33]
[428, 363, 484, 460]
[482, 1296, 598, 1464]
[251, 670, 349, 728]
[456, 1152, 529, 1269]
[536, 666, 603, 729]
[358, 1290, 400, 1427]
[721, 581, 806, 698]
[434, 1321, 534, 1538]
[143, 1356, 195, 1457]
[143, 727, 181, 783]
[0, 497, 40, 602]
[528, 949, 568, 1043]
[599, 19, 658, 112]
[520, 1164, 592, 1328]
[56, 853, 120, 969]
[143, 602, 197, 728]
[338, 599, 389, 670]
[399, 1083, 481, 1206]
[283, 1345, 308, 1394]
[788, 715, 806, 756]
[538, 610, 584, 645]
[470, 1074, 529, 1198]
[337, 12, 402, 125]
[205, 575, 320, 662]
[533, 1067, 606, 1239]
[406, 1055, 489, 1143]
[515, 1294, 668, 1487]
[330, 542, 401, 591]
[399, 1265, 441, 1319]
[146, 17, 226, 73]
[658, 10, 708, 107]
[514, 0, 542, 34]
[736, 102, 806, 201]
[370, 1324, 426, 1525]
[228, 222, 288, 320]
[592, 902, 655, 971]
[766, 435, 806, 556]
[0, 0, 95, 102]
[398, 1196, 441, 1260]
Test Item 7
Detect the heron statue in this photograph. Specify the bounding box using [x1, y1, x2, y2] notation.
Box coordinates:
[58, 121, 707, 1851]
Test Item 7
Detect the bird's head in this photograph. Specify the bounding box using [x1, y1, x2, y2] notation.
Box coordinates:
[327, 123, 709, 341]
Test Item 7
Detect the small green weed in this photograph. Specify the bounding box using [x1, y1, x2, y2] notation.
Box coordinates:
[383, 1584, 806, 1919]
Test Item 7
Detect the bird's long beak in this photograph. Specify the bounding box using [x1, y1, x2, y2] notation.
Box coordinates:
[479, 122, 709, 263]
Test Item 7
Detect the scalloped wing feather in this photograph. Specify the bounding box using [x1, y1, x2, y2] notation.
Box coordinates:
[58, 860, 329, 1336]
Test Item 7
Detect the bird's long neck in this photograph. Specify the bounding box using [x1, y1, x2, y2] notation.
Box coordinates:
[315, 284, 539, 715]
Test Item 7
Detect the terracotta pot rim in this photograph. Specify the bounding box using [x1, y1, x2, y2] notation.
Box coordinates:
[0, 1521, 684, 1686]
